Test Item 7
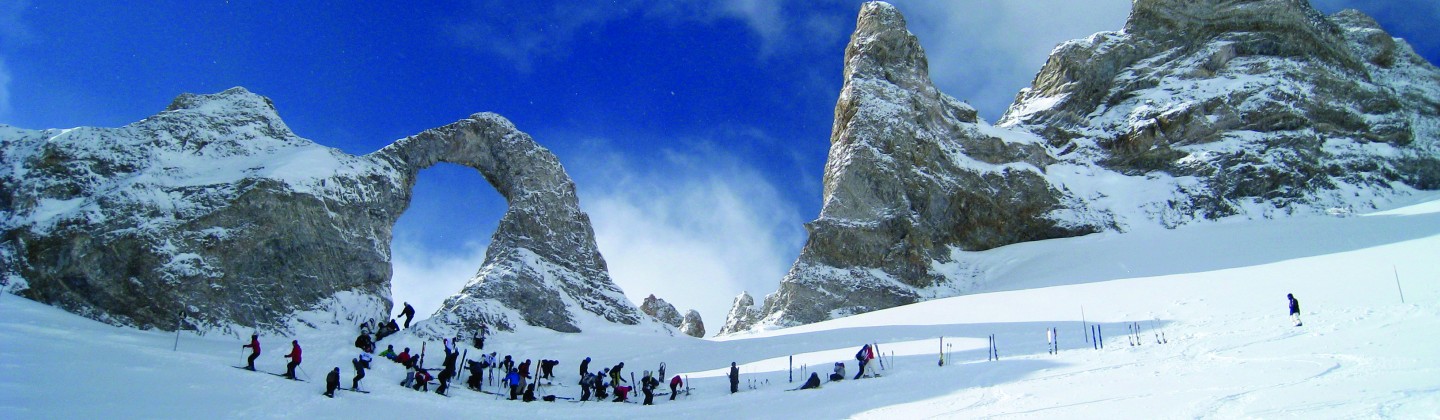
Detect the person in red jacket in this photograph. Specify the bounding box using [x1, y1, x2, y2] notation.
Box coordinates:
[283, 340, 302, 380]
[669, 375, 683, 400]
[241, 334, 261, 371]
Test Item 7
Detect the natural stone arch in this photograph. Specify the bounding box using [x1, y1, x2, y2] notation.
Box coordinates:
[373, 113, 641, 334]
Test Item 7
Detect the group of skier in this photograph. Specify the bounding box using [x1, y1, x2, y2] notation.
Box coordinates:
[248, 294, 1312, 402]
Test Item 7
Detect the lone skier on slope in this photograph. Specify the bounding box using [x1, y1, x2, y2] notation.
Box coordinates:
[352, 352, 371, 390]
[1288, 293, 1302, 326]
[324, 367, 340, 398]
[728, 362, 739, 394]
[241, 333, 260, 371]
[283, 340, 302, 380]
[399, 302, 416, 329]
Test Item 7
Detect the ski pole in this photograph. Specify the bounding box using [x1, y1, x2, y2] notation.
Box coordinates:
[173, 311, 182, 351]
[299, 365, 311, 381]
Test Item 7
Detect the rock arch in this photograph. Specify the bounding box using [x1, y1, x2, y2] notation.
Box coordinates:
[374, 113, 641, 334]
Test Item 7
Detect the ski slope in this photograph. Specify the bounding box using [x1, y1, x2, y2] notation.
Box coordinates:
[2, 195, 1438, 419]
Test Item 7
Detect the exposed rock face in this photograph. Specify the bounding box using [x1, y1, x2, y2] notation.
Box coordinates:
[721, 292, 761, 334]
[680, 309, 705, 338]
[392, 115, 641, 336]
[0, 88, 399, 331]
[0, 87, 642, 334]
[1000, 0, 1440, 218]
[640, 294, 684, 327]
[720, 2, 1101, 334]
[723, 0, 1440, 334]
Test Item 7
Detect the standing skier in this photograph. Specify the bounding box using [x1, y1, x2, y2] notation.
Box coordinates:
[1288, 293, 1302, 326]
[352, 352, 371, 390]
[283, 340, 302, 380]
[506, 368, 522, 400]
[241, 333, 260, 371]
[399, 302, 416, 329]
[579, 357, 591, 378]
[854, 344, 875, 379]
[640, 371, 659, 405]
[323, 367, 340, 398]
[728, 362, 739, 394]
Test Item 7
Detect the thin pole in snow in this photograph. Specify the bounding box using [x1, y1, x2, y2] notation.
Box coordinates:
[1081, 306, 1088, 344]
[789, 355, 793, 383]
[1394, 265, 1406, 304]
[172, 311, 182, 351]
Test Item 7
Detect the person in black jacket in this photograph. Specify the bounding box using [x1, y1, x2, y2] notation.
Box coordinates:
[579, 357, 591, 377]
[640, 372, 659, 405]
[1288, 293, 1302, 326]
[399, 302, 415, 329]
[323, 367, 341, 398]
[799, 372, 821, 390]
[728, 362, 739, 394]
[351, 353, 371, 390]
[466, 359, 484, 391]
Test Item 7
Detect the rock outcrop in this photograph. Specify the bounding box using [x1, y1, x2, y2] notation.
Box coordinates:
[721, 292, 761, 334]
[638, 294, 705, 337]
[720, 2, 1101, 334]
[680, 309, 706, 338]
[1000, 0, 1440, 219]
[0, 87, 642, 334]
[394, 114, 641, 335]
[640, 294, 684, 327]
[722, 0, 1440, 334]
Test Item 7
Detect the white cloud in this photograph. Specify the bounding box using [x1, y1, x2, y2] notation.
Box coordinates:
[574, 146, 806, 334]
[887, 0, 1133, 120]
[389, 237, 488, 323]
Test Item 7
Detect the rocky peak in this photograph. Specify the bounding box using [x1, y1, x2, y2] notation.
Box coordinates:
[680, 310, 705, 338]
[721, 292, 760, 334]
[720, 1, 1090, 335]
[841, 2, 937, 95]
[2, 88, 644, 335]
[1126, 0, 1363, 72]
[153, 87, 298, 149]
[640, 294, 684, 327]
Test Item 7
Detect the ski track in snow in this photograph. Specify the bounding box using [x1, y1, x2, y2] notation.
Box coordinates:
[2, 197, 1440, 418]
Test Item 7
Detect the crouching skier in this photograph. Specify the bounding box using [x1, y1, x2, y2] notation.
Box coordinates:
[669, 375, 682, 401]
[323, 367, 340, 398]
[466, 358, 484, 391]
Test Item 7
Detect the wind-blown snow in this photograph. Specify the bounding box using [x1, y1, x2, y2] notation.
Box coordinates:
[2, 196, 1437, 418]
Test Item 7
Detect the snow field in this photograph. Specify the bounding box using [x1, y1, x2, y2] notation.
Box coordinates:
[1, 195, 1438, 419]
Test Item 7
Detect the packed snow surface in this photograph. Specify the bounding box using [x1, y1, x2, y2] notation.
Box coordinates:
[2, 195, 1438, 418]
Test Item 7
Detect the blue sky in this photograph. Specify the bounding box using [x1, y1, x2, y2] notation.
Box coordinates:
[2, 1, 1435, 329]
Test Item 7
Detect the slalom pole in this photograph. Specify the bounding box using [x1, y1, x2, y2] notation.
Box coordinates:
[1081, 306, 1088, 344]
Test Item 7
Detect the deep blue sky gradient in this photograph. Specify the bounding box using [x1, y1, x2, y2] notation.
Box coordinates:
[2, 1, 1434, 324]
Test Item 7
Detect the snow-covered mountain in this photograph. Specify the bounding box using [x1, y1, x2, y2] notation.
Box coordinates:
[4, 193, 1436, 418]
[0, 87, 642, 335]
[723, 0, 1440, 334]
